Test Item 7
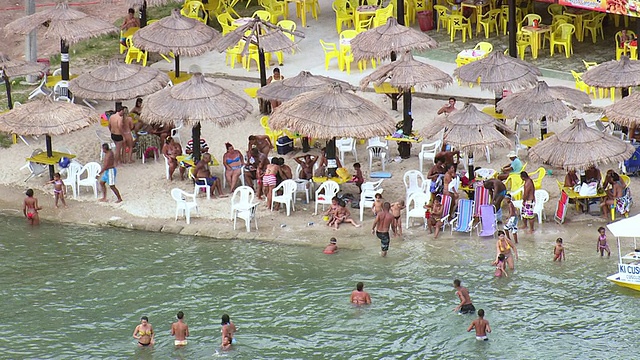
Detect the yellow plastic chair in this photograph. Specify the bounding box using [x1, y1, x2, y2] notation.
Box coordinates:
[530, 167, 546, 190]
[124, 36, 147, 66]
[570, 70, 594, 97]
[181, 1, 208, 24]
[547, 4, 564, 16]
[516, 30, 533, 60]
[478, 9, 500, 38]
[543, 17, 568, 49]
[225, 43, 243, 69]
[356, 16, 374, 33]
[500, 6, 522, 35]
[332, 0, 354, 33]
[252, 10, 272, 22]
[340, 29, 358, 41]
[550, 23, 574, 58]
[320, 39, 340, 70]
[614, 30, 636, 60]
[582, 60, 597, 70]
[243, 45, 271, 72]
[260, 116, 283, 150]
[119, 27, 138, 54]
[434, 5, 451, 33]
[450, 15, 472, 43]
[259, 0, 285, 24]
[582, 13, 605, 43]
[373, 4, 393, 28]
[518, 13, 541, 31]
[474, 41, 493, 54]
[504, 174, 524, 195]
[217, 13, 236, 35]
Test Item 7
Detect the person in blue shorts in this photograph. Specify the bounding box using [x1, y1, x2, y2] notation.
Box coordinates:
[99, 143, 122, 203]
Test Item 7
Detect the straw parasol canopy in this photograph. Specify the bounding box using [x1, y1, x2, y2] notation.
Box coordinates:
[215, 17, 304, 55]
[603, 91, 640, 127]
[359, 52, 452, 91]
[496, 81, 591, 122]
[453, 51, 541, 93]
[69, 59, 170, 101]
[0, 96, 99, 136]
[582, 56, 640, 88]
[256, 71, 352, 102]
[529, 119, 636, 170]
[0, 53, 46, 78]
[268, 83, 396, 139]
[421, 104, 513, 152]
[132, 9, 221, 56]
[350, 17, 438, 61]
[141, 73, 252, 127]
[4, 1, 118, 45]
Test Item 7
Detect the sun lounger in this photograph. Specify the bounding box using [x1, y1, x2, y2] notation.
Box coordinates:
[451, 199, 474, 235]
[477, 204, 497, 237]
[473, 181, 490, 217]
[554, 190, 568, 224]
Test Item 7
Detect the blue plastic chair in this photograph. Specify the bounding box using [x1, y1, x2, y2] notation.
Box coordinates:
[451, 199, 474, 235]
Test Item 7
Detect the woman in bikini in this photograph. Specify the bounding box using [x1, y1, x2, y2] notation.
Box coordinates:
[23, 188, 42, 225]
[493, 230, 518, 270]
[133, 316, 154, 347]
[223, 142, 244, 191]
[162, 136, 183, 181]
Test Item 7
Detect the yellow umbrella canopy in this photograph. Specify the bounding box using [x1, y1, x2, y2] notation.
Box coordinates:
[256, 71, 352, 102]
[603, 91, 640, 128]
[269, 83, 396, 139]
[453, 51, 541, 93]
[359, 52, 452, 91]
[529, 119, 636, 170]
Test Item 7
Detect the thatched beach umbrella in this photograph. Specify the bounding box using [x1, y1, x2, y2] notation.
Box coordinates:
[0, 97, 99, 179]
[360, 52, 452, 91]
[4, 1, 118, 82]
[69, 59, 170, 109]
[497, 81, 591, 139]
[0, 53, 47, 110]
[453, 51, 541, 93]
[583, 56, 640, 98]
[422, 104, 513, 177]
[132, 9, 221, 79]
[603, 91, 640, 128]
[529, 119, 635, 171]
[141, 73, 252, 161]
[349, 17, 438, 152]
[216, 17, 304, 112]
[256, 71, 351, 102]
[269, 83, 395, 176]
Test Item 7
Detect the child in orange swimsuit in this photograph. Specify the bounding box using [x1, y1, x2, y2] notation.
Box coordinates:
[553, 238, 566, 261]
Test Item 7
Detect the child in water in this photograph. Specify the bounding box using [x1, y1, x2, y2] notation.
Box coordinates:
[494, 254, 508, 277]
[553, 238, 566, 261]
[323, 237, 338, 254]
[23, 189, 42, 225]
[597, 227, 611, 257]
[221, 336, 232, 351]
[47, 172, 67, 208]
[467, 309, 491, 341]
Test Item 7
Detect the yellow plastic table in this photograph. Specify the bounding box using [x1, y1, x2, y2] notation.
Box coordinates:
[385, 134, 423, 143]
[167, 71, 193, 85]
[244, 87, 259, 98]
[563, 8, 588, 42]
[177, 154, 220, 167]
[461, 1, 491, 34]
[519, 132, 555, 149]
[521, 25, 551, 59]
[481, 106, 506, 121]
[27, 151, 76, 165]
[355, 5, 378, 29]
[45, 74, 78, 88]
[312, 176, 349, 184]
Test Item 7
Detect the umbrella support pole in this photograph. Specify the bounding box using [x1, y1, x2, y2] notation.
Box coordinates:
[140, 0, 148, 28]
[115, 101, 122, 111]
[175, 55, 180, 78]
[258, 49, 269, 114]
[46, 135, 55, 180]
[2, 72, 13, 110]
[621, 87, 629, 98]
[467, 151, 474, 182]
[60, 40, 70, 81]
[540, 116, 547, 140]
[507, 0, 517, 58]
[192, 123, 202, 163]
[399, 90, 412, 159]
[326, 138, 338, 178]
[390, 51, 398, 111]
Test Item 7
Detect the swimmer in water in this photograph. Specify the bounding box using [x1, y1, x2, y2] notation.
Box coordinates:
[133, 316, 154, 347]
[323, 237, 338, 254]
[453, 279, 475, 314]
[221, 314, 237, 347]
[171, 311, 189, 346]
[221, 335, 232, 351]
[350, 282, 371, 305]
[467, 309, 491, 341]
[553, 238, 566, 262]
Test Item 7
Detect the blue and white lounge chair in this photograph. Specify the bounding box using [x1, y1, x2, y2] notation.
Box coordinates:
[451, 199, 474, 236]
[477, 204, 497, 237]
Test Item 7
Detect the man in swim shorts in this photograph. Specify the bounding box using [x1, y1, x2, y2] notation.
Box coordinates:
[520, 171, 535, 233]
[467, 309, 491, 341]
[171, 311, 189, 346]
[483, 179, 507, 220]
[453, 279, 475, 314]
[350, 282, 372, 305]
[108, 106, 125, 166]
[98, 143, 123, 203]
[372, 202, 394, 257]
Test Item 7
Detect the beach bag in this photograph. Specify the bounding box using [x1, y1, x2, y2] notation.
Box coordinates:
[578, 182, 598, 196]
[276, 136, 293, 155]
[430, 174, 444, 194]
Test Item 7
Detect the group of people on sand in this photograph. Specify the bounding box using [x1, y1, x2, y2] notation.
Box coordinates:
[132, 312, 236, 351]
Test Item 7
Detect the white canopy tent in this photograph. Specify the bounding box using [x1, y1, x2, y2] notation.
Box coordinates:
[607, 214, 640, 238]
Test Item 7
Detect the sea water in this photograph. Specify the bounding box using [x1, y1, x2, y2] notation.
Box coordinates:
[0, 215, 638, 359]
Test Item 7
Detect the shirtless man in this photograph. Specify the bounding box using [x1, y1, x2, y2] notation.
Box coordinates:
[350, 282, 372, 305]
[294, 154, 317, 180]
[483, 179, 507, 220]
[453, 279, 475, 314]
[434, 150, 460, 169]
[437, 97, 457, 115]
[372, 202, 394, 257]
[108, 106, 125, 166]
[23, 188, 42, 225]
[98, 143, 123, 203]
[171, 311, 189, 347]
[427, 158, 446, 182]
[520, 171, 535, 233]
[248, 135, 272, 157]
[121, 8, 140, 30]
[122, 107, 135, 164]
[195, 153, 224, 198]
[467, 309, 491, 341]
[443, 164, 458, 212]
[276, 158, 292, 182]
[263, 158, 280, 209]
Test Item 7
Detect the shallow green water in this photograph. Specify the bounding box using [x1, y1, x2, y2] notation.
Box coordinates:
[0, 215, 638, 359]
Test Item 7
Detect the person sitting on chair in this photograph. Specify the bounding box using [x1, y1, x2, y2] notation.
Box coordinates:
[122, 8, 140, 30]
[185, 137, 209, 155]
[498, 151, 523, 181]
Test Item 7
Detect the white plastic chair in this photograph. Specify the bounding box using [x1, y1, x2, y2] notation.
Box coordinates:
[189, 167, 210, 199]
[163, 155, 171, 180]
[336, 137, 357, 164]
[62, 161, 82, 198]
[406, 192, 430, 229]
[367, 145, 387, 172]
[294, 164, 312, 204]
[403, 170, 426, 205]
[171, 120, 183, 145]
[76, 162, 101, 198]
[95, 129, 116, 161]
[359, 180, 384, 221]
[314, 180, 340, 215]
[533, 189, 549, 223]
[53, 80, 74, 102]
[418, 140, 442, 173]
[271, 179, 297, 216]
[171, 188, 199, 224]
[367, 136, 388, 148]
[28, 74, 50, 99]
[222, 165, 245, 189]
[231, 186, 259, 232]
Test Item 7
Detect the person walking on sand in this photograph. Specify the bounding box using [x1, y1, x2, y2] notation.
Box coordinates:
[171, 311, 189, 346]
[453, 279, 475, 314]
[350, 282, 372, 305]
[467, 309, 491, 341]
[133, 316, 154, 347]
[372, 202, 394, 257]
[98, 143, 123, 203]
[221, 314, 237, 346]
[520, 171, 535, 233]
[23, 188, 42, 225]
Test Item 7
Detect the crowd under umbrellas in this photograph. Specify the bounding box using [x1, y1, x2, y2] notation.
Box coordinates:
[4, 1, 118, 84]
[0, 97, 99, 179]
[0, 52, 47, 110]
[141, 73, 253, 162]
